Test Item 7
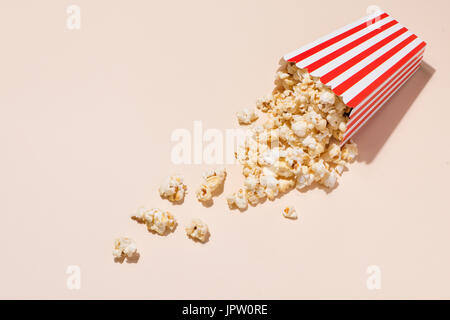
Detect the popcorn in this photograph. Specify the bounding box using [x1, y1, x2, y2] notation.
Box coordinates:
[334, 164, 345, 175]
[319, 91, 335, 105]
[196, 184, 212, 202]
[256, 97, 271, 112]
[227, 187, 248, 210]
[278, 179, 295, 193]
[296, 166, 315, 190]
[237, 108, 258, 125]
[326, 143, 341, 159]
[112, 237, 137, 259]
[196, 168, 226, 202]
[185, 219, 209, 243]
[131, 207, 177, 235]
[311, 160, 328, 181]
[202, 168, 226, 191]
[282, 206, 297, 219]
[229, 62, 358, 209]
[302, 135, 318, 151]
[244, 175, 259, 190]
[272, 160, 294, 178]
[260, 174, 279, 200]
[321, 170, 338, 189]
[159, 175, 187, 202]
[341, 141, 359, 162]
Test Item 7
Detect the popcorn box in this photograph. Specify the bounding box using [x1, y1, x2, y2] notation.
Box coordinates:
[284, 11, 426, 145]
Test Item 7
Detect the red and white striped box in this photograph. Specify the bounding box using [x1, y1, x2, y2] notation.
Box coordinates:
[283, 10, 426, 145]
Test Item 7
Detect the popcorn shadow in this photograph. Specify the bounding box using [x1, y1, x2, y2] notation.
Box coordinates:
[354, 61, 435, 163]
[114, 252, 140, 264]
[212, 182, 225, 197]
[166, 197, 185, 206]
[200, 199, 214, 208]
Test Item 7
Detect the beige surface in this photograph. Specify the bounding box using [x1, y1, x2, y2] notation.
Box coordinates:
[0, 0, 449, 299]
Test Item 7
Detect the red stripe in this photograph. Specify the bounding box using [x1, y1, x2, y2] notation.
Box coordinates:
[320, 26, 408, 84]
[333, 34, 418, 96]
[287, 13, 389, 63]
[346, 40, 426, 107]
[347, 55, 422, 127]
[348, 51, 422, 121]
[306, 20, 399, 73]
[343, 61, 422, 141]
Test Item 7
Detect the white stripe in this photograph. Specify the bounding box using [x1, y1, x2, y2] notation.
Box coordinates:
[283, 11, 386, 61]
[349, 48, 424, 116]
[341, 38, 423, 103]
[326, 31, 413, 90]
[310, 22, 404, 77]
[344, 58, 422, 140]
[296, 16, 396, 69]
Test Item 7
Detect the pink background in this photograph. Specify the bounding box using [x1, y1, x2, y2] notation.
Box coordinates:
[0, 0, 448, 299]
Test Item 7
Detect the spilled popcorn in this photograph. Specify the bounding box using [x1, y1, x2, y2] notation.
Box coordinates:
[282, 206, 297, 219]
[226, 187, 248, 210]
[159, 174, 187, 202]
[186, 219, 209, 242]
[196, 168, 227, 202]
[237, 108, 259, 125]
[112, 237, 138, 259]
[131, 207, 177, 235]
[229, 62, 358, 209]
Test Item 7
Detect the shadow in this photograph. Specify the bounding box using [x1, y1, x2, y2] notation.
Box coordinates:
[125, 252, 140, 264]
[113, 256, 126, 264]
[166, 197, 185, 206]
[114, 252, 140, 264]
[354, 61, 435, 163]
[200, 198, 214, 208]
[211, 182, 225, 198]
